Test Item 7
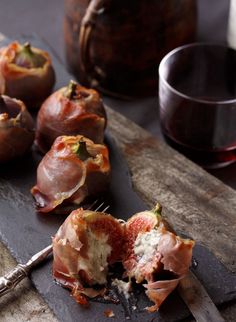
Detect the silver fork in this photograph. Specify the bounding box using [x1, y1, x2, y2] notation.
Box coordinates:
[0, 200, 110, 298]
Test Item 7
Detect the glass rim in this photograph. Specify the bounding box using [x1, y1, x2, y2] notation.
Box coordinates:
[158, 42, 236, 105]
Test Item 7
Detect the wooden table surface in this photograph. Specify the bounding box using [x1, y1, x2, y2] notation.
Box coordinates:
[0, 1, 235, 321]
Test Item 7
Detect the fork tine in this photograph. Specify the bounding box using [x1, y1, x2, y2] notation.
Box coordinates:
[87, 199, 100, 210]
[102, 205, 110, 213]
[95, 201, 105, 212]
[86, 199, 110, 213]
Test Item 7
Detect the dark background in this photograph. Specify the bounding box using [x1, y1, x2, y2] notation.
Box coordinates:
[0, 0, 235, 189]
[0, 0, 230, 63]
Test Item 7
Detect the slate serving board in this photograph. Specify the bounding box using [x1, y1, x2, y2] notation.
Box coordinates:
[0, 35, 235, 322]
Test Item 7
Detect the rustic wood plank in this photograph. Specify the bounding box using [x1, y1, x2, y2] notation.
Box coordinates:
[106, 107, 236, 274]
[178, 272, 225, 322]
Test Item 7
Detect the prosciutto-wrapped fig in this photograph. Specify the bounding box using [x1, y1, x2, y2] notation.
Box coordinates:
[0, 95, 34, 162]
[35, 80, 106, 153]
[123, 204, 194, 312]
[0, 41, 55, 109]
[52, 203, 194, 311]
[52, 208, 125, 305]
[31, 135, 110, 213]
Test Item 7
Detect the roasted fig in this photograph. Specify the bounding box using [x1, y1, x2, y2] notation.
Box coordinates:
[123, 204, 195, 312]
[52, 208, 125, 305]
[31, 135, 110, 213]
[0, 41, 55, 109]
[35, 80, 106, 153]
[0, 95, 34, 162]
[52, 203, 194, 310]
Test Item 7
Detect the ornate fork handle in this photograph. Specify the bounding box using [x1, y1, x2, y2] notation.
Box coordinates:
[0, 244, 53, 298]
[0, 264, 28, 297]
[0, 201, 107, 298]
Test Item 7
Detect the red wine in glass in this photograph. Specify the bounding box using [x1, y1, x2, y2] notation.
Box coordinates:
[159, 44, 236, 168]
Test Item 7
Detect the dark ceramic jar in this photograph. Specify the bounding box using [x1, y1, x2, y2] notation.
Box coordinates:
[64, 0, 197, 98]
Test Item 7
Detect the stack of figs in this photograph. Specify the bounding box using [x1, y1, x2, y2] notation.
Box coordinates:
[0, 40, 194, 314]
[0, 41, 109, 213]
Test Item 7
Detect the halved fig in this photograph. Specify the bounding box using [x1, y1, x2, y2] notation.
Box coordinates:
[35, 80, 106, 153]
[52, 208, 125, 305]
[123, 204, 194, 312]
[31, 135, 110, 213]
[0, 41, 55, 109]
[0, 94, 34, 162]
[51, 202, 194, 311]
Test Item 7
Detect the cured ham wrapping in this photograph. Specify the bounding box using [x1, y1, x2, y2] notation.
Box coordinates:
[31, 135, 110, 213]
[35, 80, 107, 153]
[0, 41, 55, 109]
[52, 208, 125, 305]
[123, 204, 195, 312]
[0, 95, 34, 162]
[52, 204, 194, 311]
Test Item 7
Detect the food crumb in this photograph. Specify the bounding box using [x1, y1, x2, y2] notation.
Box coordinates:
[112, 278, 131, 300]
[104, 309, 115, 318]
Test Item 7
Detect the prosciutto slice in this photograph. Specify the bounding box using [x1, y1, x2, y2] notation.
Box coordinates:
[0, 41, 55, 109]
[31, 135, 110, 213]
[52, 203, 194, 310]
[0, 94, 34, 162]
[52, 208, 125, 305]
[35, 80, 106, 153]
[123, 204, 194, 311]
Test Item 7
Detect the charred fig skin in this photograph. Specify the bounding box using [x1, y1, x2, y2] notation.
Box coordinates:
[0, 41, 55, 109]
[0, 95, 35, 163]
[35, 81, 106, 154]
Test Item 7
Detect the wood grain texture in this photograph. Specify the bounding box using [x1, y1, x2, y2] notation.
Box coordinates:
[178, 272, 225, 322]
[106, 107, 236, 274]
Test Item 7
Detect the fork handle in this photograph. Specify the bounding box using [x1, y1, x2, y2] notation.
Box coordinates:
[0, 264, 28, 297]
